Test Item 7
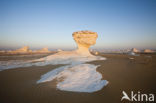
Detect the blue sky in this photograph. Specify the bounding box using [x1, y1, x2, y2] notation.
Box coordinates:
[0, 0, 156, 50]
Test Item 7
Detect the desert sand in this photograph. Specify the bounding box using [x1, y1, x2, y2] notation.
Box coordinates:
[0, 53, 156, 103]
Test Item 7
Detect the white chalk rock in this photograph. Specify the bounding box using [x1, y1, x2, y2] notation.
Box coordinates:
[35, 47, 50, 53]
[57, 49, 62, 52]
[16, 46, 30, 52]
[131, 48, 139, 53]
[8, 46, 32, 54]
[144, 49, 155, 53]
[72, 30, 98, 56]
[95, 51, 99, 55]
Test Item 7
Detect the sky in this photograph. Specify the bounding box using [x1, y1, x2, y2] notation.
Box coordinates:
[0, 0, 156, 50]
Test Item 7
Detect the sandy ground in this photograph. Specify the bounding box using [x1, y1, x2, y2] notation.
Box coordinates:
[0, 53, 156, 103]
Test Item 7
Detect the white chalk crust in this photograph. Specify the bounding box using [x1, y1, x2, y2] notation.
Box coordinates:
[37, 64, 108, 93]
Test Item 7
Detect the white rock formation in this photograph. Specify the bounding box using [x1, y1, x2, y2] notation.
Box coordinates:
[15, 46, 30, 52]
[72, 31, 98, 56]
[128, 48, 140, 55]
[0, 50, 5, 53]
[95, 51, 99, 55]
[57, 49, 62, 52]
[7, 46, 32, 54]
[144, 49, 155, 53]
[35, 31, 108, 92]
[35, 47, 50, 53]
[131, 48, 139, 53]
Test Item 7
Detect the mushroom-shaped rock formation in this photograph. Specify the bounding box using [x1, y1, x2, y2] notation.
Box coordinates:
[72, 30, 98, 56]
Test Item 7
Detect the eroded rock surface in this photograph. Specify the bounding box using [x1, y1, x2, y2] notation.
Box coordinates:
[72, 30, 98, 56]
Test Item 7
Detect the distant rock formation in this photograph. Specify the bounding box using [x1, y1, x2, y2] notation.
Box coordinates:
[0, 50, 5, 53]
[90, 50, 99, 55]
[7, 46, 32, 54]
[144, 49, 155, 53]
[16, 46, 30, 52]
[57, 49, 62, 52]
[4, 46, 52, 54]
[35, 48, 50, 53]
[72, 30, 98, 56]
[95, 51, 99, 55]
[128, 48, 140, 55]
[131, 48, 139, 53]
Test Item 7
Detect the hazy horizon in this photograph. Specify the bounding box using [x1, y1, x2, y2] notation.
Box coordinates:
[1, 0, 156, 50]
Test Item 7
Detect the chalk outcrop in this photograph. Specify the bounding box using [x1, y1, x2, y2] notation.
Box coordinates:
[35, 30, 107, 92]
[4, 46, 53, 54]
[95, 51, 99, 55]
[131, 48, 139, 53]
[0, 50, 5, 53]
[72, 30, 98, 56]
[128, 48, 140, 55]
[57, 49, 62, 52]
[15, 46, 30, 52]
[144, 49, 155, 53]
[8, 46, 32, 54]
[35, 48, 50, 53]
